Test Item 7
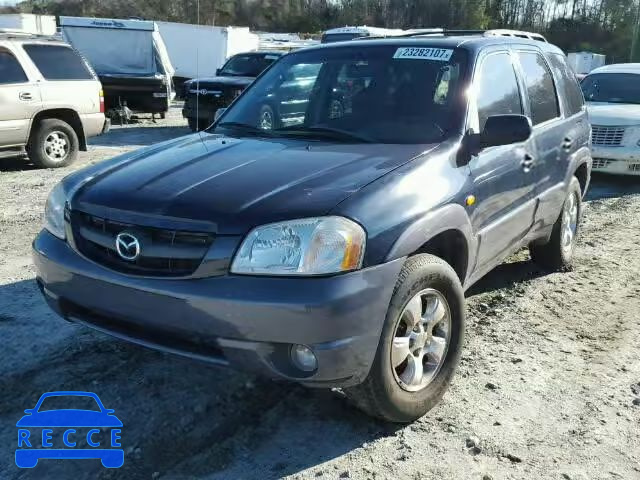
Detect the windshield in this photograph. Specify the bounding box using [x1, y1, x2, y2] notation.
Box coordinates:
[219, 54, 280, 77]
[581, 73, 640, 104]
[213, 45, 468, 144]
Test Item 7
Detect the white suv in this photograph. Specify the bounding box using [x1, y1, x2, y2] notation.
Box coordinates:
[0, 32, 109, 168]
[582, 63, 640, 176]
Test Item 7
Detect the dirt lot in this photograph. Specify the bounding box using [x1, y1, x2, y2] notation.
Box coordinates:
[1, 107, 639, 480]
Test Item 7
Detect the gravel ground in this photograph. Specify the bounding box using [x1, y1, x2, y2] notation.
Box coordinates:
[0, 106, 639, 480]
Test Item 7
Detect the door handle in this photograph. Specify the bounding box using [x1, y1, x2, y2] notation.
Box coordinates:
[19, 92, 33, 101]
[521, 153, 535, 172]
[562, 137, 573, 151]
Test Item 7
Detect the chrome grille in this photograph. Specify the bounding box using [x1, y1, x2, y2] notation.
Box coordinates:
[592, 158, 615, 169]
[591, 126, 626, 146]
[71, 211, 214, 277]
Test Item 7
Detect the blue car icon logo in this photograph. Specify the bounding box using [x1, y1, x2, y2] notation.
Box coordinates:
[16, 391, 123, 468]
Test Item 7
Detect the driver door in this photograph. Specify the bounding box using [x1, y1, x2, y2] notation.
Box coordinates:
[468, 49, 538, 272]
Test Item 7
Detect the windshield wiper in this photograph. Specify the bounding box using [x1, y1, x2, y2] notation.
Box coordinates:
[275, 126, 374, 143]
[215, 122, 273, 136]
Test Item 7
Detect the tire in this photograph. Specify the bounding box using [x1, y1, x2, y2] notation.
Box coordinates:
[345, 254, 465, 423]
[530, 176, 582, 271]
[27, 118, 79, 168]
[187, 118, 200, 132]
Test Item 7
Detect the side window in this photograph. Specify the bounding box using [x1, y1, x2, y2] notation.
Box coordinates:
[476, 52, 523, 131]
[547, 53, 585, 116]
[517, 51, 560, 125]
[22, 45, 94, 81]
[0, 50, 28, 84]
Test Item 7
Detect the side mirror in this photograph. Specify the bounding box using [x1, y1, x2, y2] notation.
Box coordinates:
[214, 108, 227, 122]
[215, 68, 221, 76]
[480, 114, 532, 149]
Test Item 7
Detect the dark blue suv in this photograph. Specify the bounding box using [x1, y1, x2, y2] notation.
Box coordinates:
[33, 32, 591, 422]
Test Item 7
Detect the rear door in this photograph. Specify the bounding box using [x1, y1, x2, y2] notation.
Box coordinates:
[513, 49, 566, 227]
[538, 52, 589, 224]
[468, 48, 538, 271]
[0, 45, 42, 147]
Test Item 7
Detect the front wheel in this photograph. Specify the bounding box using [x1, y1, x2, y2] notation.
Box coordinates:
[345, 254, 465, 422]
[530, 176, 582, 271]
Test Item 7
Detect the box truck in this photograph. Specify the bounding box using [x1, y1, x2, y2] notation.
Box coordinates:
[0, 14, 56, 35]
[157, 22, 259, 94]
[568, 52, 606, 75]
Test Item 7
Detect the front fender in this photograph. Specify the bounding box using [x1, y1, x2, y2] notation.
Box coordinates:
[385, 203, 476, 282]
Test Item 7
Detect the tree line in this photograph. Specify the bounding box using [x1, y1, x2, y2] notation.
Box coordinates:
[3, 0, 639, 61]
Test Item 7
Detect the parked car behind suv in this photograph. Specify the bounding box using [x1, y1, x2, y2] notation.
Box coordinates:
[182, 50, 284, 131]
[581, 63, 640, 175]
[0, 32, 109, 168]
[34, 33, 591, 422]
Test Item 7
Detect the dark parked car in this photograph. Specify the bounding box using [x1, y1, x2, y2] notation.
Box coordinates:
[34, 33, 591, 422]
[182, 51, 284, 131]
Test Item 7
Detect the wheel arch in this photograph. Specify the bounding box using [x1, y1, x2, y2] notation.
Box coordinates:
[385, 204, 476, 285]
[30, 109, 86, 151]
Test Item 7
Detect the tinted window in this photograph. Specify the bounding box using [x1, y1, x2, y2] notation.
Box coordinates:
[22, 45, 93, 80]
[581, 73, 640, 105]
[220, 54, 280, 77]
[517, 52, 560, 125]
[215, 46, 469, 144]
[0, 50, 28, 84]
[547, 53, 584, 115]
[477, 52, 523, 131]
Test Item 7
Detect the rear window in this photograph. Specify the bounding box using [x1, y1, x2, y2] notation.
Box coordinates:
[0, 50, 28, 84]
[547, 53, 584, 116]
[23, 44, 94, 81]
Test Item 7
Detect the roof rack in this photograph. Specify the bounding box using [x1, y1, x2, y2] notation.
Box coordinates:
[370, 28, 547, 42]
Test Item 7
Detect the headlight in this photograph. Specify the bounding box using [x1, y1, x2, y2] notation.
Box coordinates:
[43, 183, 67, 240]
[231, 216, 366, 276]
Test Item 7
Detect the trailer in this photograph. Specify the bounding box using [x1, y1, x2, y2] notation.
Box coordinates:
[156, 22, 259, 94]
[0, 14, 56, 36]
[568, 52, 606, 75]
[60, 17, 175, 118]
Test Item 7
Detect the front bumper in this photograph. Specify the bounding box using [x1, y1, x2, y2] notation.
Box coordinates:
[591, 145, 640, 175]
[33, 230, 403, 388]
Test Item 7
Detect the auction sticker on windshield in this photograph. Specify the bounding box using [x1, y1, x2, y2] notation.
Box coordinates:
[393, 47, 453, 61]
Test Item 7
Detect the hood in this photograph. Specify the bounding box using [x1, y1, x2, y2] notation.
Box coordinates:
[587, 102, 640, 126]
[187, 76, 254, 88]
[71, 133, 434, 234]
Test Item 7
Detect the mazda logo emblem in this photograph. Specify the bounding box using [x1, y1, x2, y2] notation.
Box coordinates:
[115, 232, 140, 261]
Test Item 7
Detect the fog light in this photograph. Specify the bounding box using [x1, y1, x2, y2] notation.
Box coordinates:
[290, 344, 317, 372]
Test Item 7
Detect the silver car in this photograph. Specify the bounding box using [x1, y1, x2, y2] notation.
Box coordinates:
[0, 32, 109, 168]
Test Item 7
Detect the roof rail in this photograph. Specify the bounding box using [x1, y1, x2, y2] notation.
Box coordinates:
[369, 27, 547, 42]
